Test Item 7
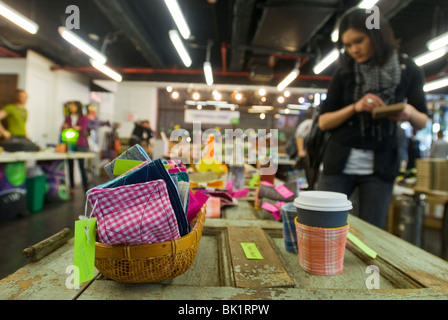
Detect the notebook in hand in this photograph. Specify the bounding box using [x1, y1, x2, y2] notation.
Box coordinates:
[371, 103, 405, 119]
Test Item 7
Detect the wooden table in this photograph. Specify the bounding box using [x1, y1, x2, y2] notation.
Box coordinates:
[1, 195, 448, 300]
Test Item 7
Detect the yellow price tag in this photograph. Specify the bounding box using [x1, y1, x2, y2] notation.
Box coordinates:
[347, 232, 377, 259]
[240, 242, 263, 260]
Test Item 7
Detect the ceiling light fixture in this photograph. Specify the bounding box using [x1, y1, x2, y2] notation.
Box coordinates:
[277, 59, 301, 91]
[90, 59, 122, 82]
[192, 92, 200, 100]
[427, 31, 448, 52]
[203, 40, 214, 86]
[423, 76, 448, 92]
[415, 47, 448, 66]
[313, 48, 340, 74]
[287, 104, 311, 110]
[203, 62, 213, 86]
[357, 0, 379, 9]
[169, 30, 192, 67]
[59, 27, 107, 64]
[0, 1, 39, 34]
[163, 0, 191, 39]
[331, 28, 339, 43]
[171, 91, 180, 99]
[277, 69, 299, 91]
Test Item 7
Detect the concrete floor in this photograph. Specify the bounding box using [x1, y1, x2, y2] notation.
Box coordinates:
[0, 185, 446, 280]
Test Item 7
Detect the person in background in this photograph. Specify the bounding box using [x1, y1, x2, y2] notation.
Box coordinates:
[430, 130, 448, 159]
[407, 128, 421, 169]
[317, 8, 429, 229]
[129, 120, 154, 147]
[295, 108, 318, 189]
[0, 89, 28, 139]
[62, 101, 89, 195]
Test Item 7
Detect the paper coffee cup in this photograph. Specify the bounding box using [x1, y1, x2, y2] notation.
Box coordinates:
[293, 191, 352, 228]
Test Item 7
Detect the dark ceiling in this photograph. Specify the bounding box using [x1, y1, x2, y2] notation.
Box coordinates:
[0, 0, 448, 94]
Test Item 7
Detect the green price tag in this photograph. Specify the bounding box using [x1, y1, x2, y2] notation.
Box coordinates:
[113, 159, 144, 176]
[347, 232, 377, 259]
[240, 242, 263, 260]
[249, 173, 260, 187]
[73, 218, 97, 287]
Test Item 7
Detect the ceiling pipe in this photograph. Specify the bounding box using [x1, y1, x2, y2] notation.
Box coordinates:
[0, 45, 22, 58]
[49, 65, 331, 81]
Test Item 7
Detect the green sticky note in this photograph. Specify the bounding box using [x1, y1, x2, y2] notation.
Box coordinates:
[240, 242, 263, 260]
[73, 218, 97, 287]
[347, 232, 377, 259]
[249, 173, 260, 187]
[113, 159, 144, 176]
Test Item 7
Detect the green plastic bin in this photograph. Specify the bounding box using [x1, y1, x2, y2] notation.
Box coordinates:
[26, 175, 47, 213]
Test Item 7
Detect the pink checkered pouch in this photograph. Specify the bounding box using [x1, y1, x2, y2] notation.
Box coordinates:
[88, 179, 180, 245]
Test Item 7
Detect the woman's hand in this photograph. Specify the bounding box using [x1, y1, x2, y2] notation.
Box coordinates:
[353, 93, 385, 113]
[389, 103, 429, 130]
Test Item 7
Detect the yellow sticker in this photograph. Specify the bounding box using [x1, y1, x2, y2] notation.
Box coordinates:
[240, 242, 263, 260]
[347, 232, 377, 259]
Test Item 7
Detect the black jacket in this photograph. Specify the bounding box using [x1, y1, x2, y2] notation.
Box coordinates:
[320, 55, 427, 182]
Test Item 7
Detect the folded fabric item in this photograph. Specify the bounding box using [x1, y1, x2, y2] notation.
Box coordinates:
[225, 180, 249, 198]
[260, 198, 284, 221]
[88, 159, 190, 236]
[194, 188, 236, 206]
[168, 166, 187, 174]
[170, 170, 189, 183]
[257, 181, 297, 202]
[177, 181, 190, 214]
[228, 165, 245, 190]
[187, 189, 209, 223]
[104, 144, 151, 178]
[88, 180, 180, 245]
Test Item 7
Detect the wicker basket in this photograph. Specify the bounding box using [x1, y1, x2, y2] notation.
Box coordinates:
[94, 206, 206, 283]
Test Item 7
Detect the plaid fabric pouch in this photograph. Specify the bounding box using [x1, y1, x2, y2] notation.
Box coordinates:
[88, 179, 180, 245]
[295, 219, 349, 276]
[87, 159, 189, 236]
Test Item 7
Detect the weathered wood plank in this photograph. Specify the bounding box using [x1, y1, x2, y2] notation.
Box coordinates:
[77, 280, 448, 300]
[227, 227, 294, 288]
[347, 215, 448, 294]
[0, 238, 92, 300]
[223, 200, 257, 220]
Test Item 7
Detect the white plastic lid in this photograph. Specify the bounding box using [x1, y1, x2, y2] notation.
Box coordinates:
[293, 191, 352, 212]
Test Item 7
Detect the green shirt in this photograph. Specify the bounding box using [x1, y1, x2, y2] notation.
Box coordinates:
[3, 104, 27, 137]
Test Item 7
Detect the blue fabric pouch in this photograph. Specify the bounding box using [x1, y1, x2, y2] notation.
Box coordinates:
[103, 144, 151, 179]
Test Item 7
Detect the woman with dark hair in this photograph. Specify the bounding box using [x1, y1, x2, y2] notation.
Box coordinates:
[62, 101, 89, 194]
[317, 8, 429, 229]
